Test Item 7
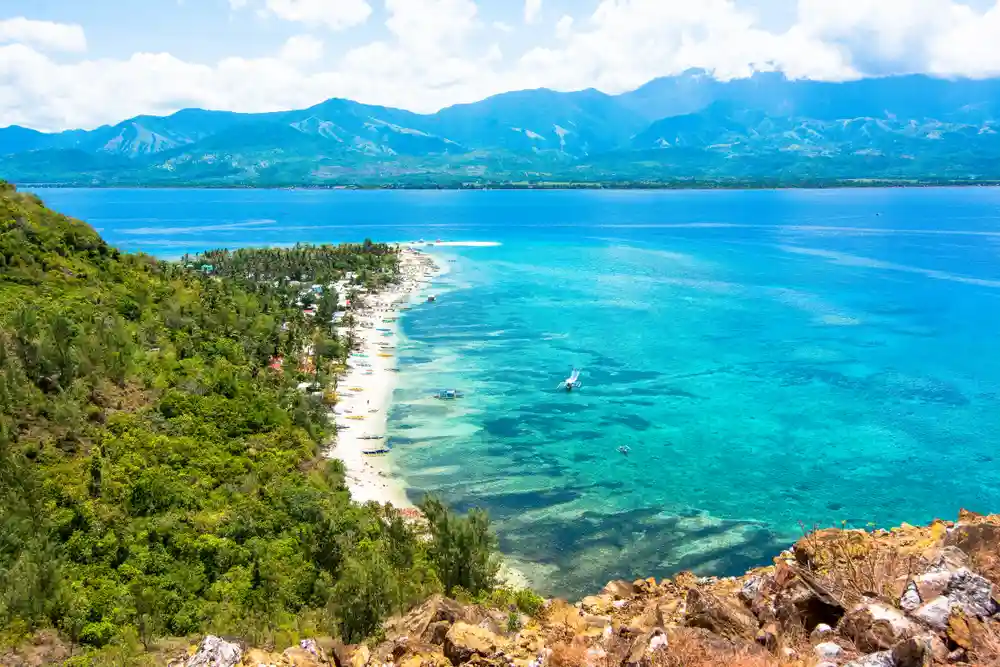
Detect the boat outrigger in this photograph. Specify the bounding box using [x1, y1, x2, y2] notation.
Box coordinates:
[560, 369, 582, 391]
[434, 389, 464, 400]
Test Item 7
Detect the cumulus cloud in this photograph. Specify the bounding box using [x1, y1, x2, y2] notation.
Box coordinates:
[6, 0, 1000, 132]
[261, 0, 372, 30]
[524, 0, 542, 25]
[0, 17, 87, 53]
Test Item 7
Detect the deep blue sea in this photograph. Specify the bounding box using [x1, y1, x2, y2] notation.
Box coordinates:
[33, 187, 1000, 597]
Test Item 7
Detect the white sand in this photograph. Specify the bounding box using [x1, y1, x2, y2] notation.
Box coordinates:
[327, 248, 444, 507]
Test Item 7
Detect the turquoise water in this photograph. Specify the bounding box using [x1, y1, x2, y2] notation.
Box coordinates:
[34, 187, 1000, 597]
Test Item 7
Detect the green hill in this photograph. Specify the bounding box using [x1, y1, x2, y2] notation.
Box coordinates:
[0, 184, 520, 663]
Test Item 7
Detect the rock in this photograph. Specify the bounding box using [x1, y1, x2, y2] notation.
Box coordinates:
[187, 636, 243, 667]
[816, 663, 838, 667]
[912, 570, 953, 603]
[945, 648, 966, 663]
[891, 636, 936, 667]
[443, 623, 509, 666]
[624, 628, 667, 666]
[398, 649, 453, 667]
[945, 521, 1000, 560]
[385, 595, 469, 645]
[739, 574, 766, 604]
[349, 645, 370, 667]
[601, 580, 636, 599]
[814, 642, 844, 660]
[282, 645, 326, 666]
[900, 581, 922, 613]
[945, 610, 984, 650]
[296, 640, 328, 664]
[773, 568, 845, 630]
[838, 602, 919, 653]
[843, 651, 895, 667]
[811, 623, 835, 642]
[911, 567, 996, 629]
[683, 588, 760, 640]
[580, 595, 614, 615]
[945, 567, 996, 617]
[755, 622, 778, 651]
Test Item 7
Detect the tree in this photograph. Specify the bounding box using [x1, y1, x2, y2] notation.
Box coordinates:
[418, 496, 500, 596]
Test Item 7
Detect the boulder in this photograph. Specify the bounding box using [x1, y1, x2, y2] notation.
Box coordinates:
[911, 567, 997, 629]
[683, 588, 759, 640]
[601, 580, 636, 599]
[281, 645, 327, 666]
[443, 622, 509, 666]
[814, 642, 844, 660]
[944, 521, 1000, 561]
[349, 645, 370, 667]
[386, 595, 468, 644]
[398, 649, 453, 667]
[843, 651, 895, 667]
[811, 623, 835, 643]
[623, 628, 667, 667]
[838, 602, 919, 653]
[891, 636, 937, 667]
[900, 581, 922, 613]
[187, 636, 242, 667]
[580, 595, 614, 615]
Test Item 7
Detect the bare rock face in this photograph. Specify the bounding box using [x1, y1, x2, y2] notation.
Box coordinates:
[683, 588, 759, 640]
[443, 622, 509, 666]
[186, 636, 243, 667]
[838, 601, 919, 653]
[814, 641, 844, 660]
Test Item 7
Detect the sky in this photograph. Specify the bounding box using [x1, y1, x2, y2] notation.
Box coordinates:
[3, 0, 1000, 131]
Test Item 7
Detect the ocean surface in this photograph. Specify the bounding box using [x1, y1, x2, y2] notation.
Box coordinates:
[33, 187, 1000, 598]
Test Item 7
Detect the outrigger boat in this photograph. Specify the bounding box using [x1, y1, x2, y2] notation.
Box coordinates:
[618, 445, 631, 456]
[559, 369, 582, 392]
[345, 415, 366, 421]
[349, 386, 364, 392]
[434, 389, 464, 400]
[362, 447, 391, 456]
[378, 353, 394, 358]
[358, 434, 384, 441]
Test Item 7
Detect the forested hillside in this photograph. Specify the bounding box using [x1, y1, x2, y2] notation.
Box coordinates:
[0, 183, 514, 663]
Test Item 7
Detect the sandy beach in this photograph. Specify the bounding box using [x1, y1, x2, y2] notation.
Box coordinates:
[328, 246, 443, 507]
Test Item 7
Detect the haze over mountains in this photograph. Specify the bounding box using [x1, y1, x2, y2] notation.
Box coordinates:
[4, 70, 1000, 186]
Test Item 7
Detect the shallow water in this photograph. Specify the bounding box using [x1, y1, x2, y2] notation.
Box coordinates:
[35, 187, 1000, 597]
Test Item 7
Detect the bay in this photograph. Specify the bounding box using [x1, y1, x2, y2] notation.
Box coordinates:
[34, 186, 1000, 597]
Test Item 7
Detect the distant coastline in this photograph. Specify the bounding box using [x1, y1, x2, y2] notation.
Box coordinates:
[19, 179, 1000, 191]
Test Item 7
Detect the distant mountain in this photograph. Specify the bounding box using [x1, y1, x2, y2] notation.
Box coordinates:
[5, 72, 1000, 186]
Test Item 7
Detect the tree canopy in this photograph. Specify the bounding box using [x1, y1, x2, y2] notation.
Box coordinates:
[0, 183, 505, 662]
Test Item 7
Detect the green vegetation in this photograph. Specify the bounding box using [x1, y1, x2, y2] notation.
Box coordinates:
[0, 183, 513, 661]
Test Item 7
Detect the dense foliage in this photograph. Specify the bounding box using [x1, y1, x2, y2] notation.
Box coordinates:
[0, 183, 502, 659]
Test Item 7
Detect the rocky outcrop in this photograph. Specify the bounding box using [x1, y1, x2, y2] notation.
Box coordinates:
[160, 511, 1000, 667]
[442, 623, 509, 666]
[187, 636, 243, 667]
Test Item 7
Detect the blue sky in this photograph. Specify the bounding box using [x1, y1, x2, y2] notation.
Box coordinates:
[3, 0, 1000, 131]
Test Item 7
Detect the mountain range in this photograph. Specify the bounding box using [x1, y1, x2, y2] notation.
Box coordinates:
[4, 70, 1000, 187]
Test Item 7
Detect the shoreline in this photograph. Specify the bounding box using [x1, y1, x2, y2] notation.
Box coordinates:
[327, 246, 443, 508]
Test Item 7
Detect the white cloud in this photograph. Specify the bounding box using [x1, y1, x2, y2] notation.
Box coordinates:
[261, 0, 372, 30]
[279, 34, 325, 64]
[493, 21, 513, 32]
[0, 17, 87, 53]
[228, 0, 248, 9]
[7, 0, 1000, 132]
[555, 15, 573, 39]
[524, 0, 542, 25]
